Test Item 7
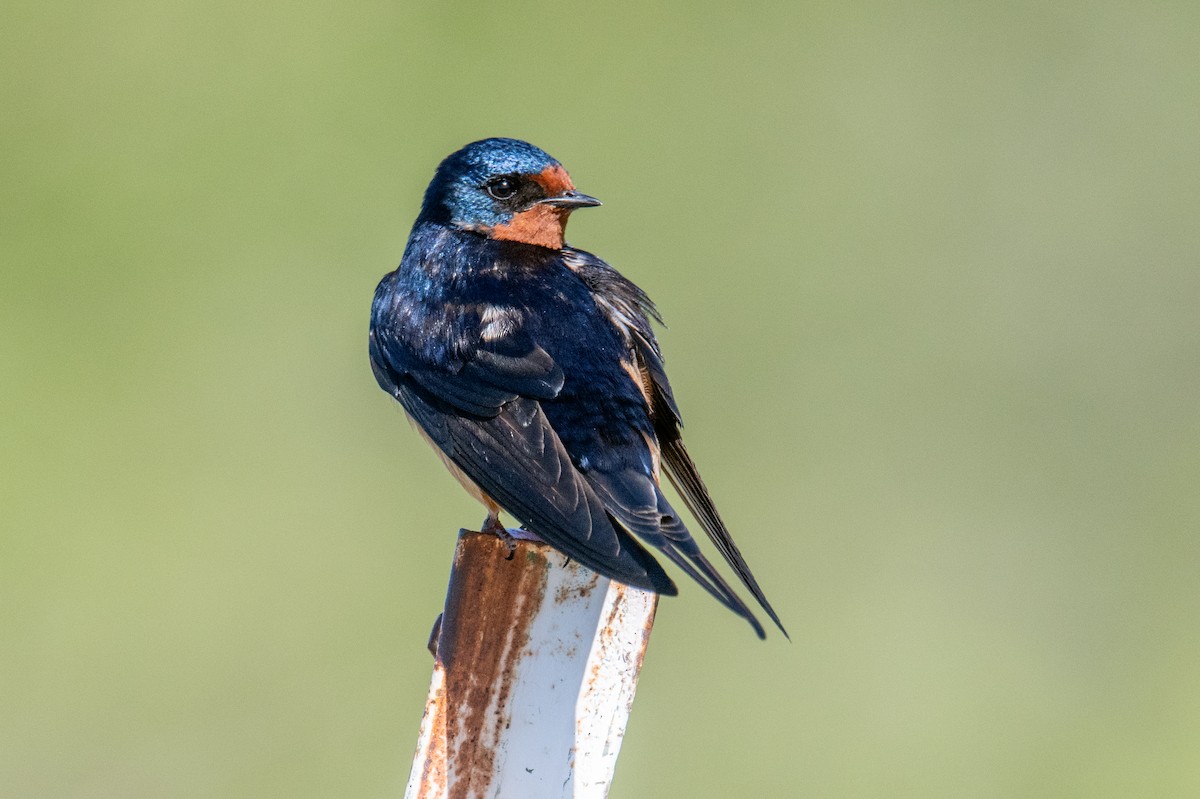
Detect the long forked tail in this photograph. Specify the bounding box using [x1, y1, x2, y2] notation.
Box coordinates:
[660, 437, 789, 639]
[655, 542, 768, 639]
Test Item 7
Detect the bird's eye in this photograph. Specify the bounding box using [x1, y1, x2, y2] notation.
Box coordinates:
[485, 177, 518, 200]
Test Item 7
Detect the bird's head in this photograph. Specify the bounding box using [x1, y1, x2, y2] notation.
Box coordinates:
[417, 138, 601, 250]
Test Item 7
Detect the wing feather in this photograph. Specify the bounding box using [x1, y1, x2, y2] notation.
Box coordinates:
[372, 249, 784, 637]
[373, 319, 676, 593]
[586, 465, 769, 638]
[631, 330, 790, 638]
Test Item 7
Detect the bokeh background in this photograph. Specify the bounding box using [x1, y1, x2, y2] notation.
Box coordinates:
[4, 2, 1199, 797]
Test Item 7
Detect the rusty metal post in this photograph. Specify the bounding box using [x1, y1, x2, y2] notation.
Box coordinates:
[404, 530, 658, 799]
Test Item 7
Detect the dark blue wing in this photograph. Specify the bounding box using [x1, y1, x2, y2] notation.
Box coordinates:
[629, 328, 788, 638]
[560, 248, 782, 637]
[369, 311, 676, 594]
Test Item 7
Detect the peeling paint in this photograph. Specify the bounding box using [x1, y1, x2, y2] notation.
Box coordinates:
[404, 530, 657, 799]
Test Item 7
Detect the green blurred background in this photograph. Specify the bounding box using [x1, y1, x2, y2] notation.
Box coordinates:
[4, 1, 1199, 796]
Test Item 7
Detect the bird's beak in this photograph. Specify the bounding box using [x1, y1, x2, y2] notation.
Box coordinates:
[538, 190, 602, 210]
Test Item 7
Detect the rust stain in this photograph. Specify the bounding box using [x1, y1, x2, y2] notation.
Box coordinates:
[413, 667, 448, 799]
[633, 591, 659, 674]
[410, 535, 659, 798]
[553, 571, 600, 605]
[434, 531, 550, 799]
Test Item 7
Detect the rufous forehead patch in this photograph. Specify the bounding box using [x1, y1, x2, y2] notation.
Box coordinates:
[533, 164, 575, 196]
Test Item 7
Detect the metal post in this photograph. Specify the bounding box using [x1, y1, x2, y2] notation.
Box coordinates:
[404, 530, 658, 799]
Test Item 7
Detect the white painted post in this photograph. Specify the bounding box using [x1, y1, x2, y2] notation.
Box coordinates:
[404, 530, 658, 799]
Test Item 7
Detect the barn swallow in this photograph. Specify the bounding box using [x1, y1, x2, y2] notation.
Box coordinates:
[369, 138, 786, 638]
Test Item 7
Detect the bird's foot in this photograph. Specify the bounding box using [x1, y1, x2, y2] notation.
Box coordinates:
[478, 515, 542, 556]
[479, 514, 519, 557]
[480, 513, 507, 537]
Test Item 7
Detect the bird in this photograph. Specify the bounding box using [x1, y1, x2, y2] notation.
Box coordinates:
[369, 138, 786, 638]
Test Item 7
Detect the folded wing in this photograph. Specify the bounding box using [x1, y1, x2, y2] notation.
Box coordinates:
[370, 324, 676, 594]
[631, 328, 789, 638]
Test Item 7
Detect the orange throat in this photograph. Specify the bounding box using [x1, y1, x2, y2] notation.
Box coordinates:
[488, 164, 578, 250]
[489, 205, 569, 249]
